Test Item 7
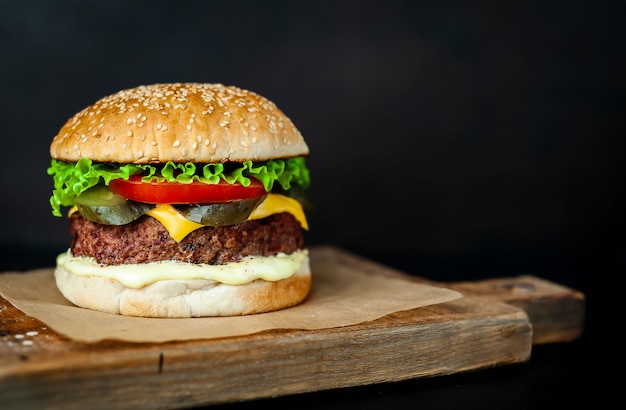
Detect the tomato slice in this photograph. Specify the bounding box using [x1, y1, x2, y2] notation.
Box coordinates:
[109, 175, 266, 204]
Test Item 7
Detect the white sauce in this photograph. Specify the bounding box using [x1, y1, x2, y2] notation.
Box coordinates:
[56, 250, 309, 289]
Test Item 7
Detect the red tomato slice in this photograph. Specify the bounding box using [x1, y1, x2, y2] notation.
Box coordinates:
[109, 175, 266, 204]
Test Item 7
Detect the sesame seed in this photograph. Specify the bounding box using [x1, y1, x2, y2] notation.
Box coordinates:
[173, 140, 181, 147]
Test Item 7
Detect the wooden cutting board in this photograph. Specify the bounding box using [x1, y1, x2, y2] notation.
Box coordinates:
[0, 246, 585, 410]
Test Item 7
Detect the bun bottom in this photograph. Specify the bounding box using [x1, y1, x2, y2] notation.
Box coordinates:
[54, 256, 311, 318]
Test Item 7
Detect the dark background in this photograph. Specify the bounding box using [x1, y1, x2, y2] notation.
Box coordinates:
[0, 0, 622, 407]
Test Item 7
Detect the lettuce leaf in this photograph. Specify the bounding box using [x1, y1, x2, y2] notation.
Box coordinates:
[47, 157, 310, 217]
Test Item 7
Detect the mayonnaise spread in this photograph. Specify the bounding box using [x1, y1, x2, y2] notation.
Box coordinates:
[56, 249, 309, 289]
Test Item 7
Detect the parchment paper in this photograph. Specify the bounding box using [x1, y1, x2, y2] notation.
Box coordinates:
[0, 249, 462, 343]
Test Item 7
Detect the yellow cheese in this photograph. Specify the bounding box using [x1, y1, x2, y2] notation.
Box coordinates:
[248, 194, 309, 230]
[69, 193, 308, 243]
[145, 204, 205, 242]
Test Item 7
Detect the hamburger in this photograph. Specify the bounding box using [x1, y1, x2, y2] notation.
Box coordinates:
[47, 83, 311, 317]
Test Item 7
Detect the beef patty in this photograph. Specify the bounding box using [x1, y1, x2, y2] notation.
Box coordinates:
[68, 211, 304, 265]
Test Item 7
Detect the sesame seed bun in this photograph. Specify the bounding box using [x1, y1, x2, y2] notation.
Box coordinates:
[50, 83, 309, 163]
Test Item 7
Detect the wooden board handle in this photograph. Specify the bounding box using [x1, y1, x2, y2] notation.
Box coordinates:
[444, 275, 586, 344]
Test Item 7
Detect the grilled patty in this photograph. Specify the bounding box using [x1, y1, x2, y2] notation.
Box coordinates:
[69, 212, 304, 265]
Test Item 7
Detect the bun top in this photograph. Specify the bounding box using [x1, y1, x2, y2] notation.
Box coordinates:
[50, 83, 308, 163]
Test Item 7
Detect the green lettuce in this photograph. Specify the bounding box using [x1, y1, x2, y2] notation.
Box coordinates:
[47, 157, 310, 217]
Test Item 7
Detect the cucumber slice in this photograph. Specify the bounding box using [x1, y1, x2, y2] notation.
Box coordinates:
[176, 196, 266, 227]
[75, 184, 127, 207]
[77, 202, 152, 225]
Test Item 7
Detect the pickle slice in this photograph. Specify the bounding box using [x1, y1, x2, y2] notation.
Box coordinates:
[176, 196, 266, 227]
[77, 202, 153, 225]
[75, 184, 127, 207]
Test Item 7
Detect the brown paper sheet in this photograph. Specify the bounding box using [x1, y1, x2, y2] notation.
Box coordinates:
[0, 251, 461, 344]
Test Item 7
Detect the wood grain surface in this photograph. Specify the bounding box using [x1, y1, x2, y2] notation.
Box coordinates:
[0, 246, 585, 410]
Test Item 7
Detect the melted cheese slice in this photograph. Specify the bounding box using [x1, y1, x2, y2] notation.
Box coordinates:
[145, 205, 204, 242]
[57, 249, 309, 288]
[145, 193, 308, 242]
[248, 194, 308, 229]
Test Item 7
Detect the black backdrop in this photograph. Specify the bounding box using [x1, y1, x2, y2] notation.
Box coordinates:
[1, 0, 623, 326]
